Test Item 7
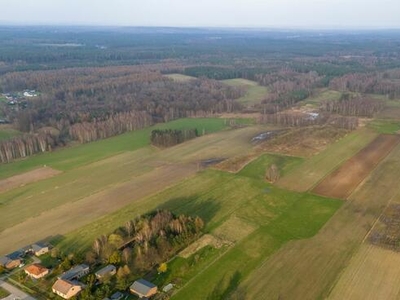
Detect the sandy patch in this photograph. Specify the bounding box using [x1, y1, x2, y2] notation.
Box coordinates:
[0, 167, 61, 193]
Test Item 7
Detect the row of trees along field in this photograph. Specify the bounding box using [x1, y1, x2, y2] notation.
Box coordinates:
[150, 129, 199, 148]
[329, 70, 400, 98]
[319, 94, 384, 117]
[258, 113, 359, 130]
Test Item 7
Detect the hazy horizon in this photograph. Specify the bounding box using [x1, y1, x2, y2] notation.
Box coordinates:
[1, 0, 399, 29]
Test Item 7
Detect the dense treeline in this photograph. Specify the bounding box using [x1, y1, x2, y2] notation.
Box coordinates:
[1, 66, 242, 130]
[69, 111, 153, 143]
[259, 70, 322, 113]
[150, 129, 198, 148]
[0, 130, 60, 163]
[320, 94, 384, 117]
[329, 70, 400, 98]
[258, 113, 358, 130]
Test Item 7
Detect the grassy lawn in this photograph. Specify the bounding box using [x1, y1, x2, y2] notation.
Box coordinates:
[0, 118, 229, 179]
[0, 287, 10, 298]
[221, 78, 269, 106]
[277, 128, 378, 192]
[164, 73, 197, 82]
[301, 88, 342, 107]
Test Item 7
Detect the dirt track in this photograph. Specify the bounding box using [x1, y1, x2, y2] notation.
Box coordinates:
[0, 167, 61, 193]
[312, 134, 400, 199]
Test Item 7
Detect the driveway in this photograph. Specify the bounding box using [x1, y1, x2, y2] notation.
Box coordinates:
[0, 280, 36, 300]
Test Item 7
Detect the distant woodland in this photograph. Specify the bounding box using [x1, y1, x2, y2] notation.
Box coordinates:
[1, 27, 400, 162]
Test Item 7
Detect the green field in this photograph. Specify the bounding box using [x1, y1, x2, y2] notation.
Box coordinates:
[0, 118, 228, 179]
[238, 153, 304, 181]
[52, 164, 341, 299]
[277, 128, 378, 192]
[164, 73, 197, 82]
[0, 287, 10, 298]
[221, 78, 269, 106]
[367, 119, 400, 134]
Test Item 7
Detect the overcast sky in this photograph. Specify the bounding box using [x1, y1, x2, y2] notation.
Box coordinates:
[1, 0, 399, 29]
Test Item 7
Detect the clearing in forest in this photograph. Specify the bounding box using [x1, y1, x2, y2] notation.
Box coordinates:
[221, 78, 269, 106]
[164, 73, 197, 82]
[312, 134, 400, 199]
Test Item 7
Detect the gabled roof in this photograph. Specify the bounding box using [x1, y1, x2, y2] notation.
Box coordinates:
[52, 279, 78, 295]
[59, 264, 89, 280]
[95, 265, 116, 277]
[0, 256, 11, 266]
[25, 264, 48, 276]
[32, 243, 48, 252]
[130, 279, 156, 296]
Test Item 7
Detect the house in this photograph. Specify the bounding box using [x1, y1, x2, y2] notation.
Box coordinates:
[95, 265, 116, 279]
[0, 256, 21, 270]
[52, 279, 82, 299]
[24, 264, 49, 279]
[59, 264, 89, 281]
[31, 243, 49, 256]
[130, 279, 158, 298]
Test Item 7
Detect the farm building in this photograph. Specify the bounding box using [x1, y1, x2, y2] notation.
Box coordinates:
[31, 243, 49, 256]
[95, 264, 116, 279]
[59, 264, 89, 281]
[24, 263, 49, 279]
[130, 279, 158, 298]
[52, 279, 83, 299]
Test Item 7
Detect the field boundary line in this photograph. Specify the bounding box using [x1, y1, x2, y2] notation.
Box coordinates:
[307, 131, 378, 193]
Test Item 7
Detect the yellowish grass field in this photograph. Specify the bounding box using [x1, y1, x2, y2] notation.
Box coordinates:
[328, 244, 400, 300]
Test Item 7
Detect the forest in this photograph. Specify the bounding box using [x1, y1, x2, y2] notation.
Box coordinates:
[1, 27, 400, 163]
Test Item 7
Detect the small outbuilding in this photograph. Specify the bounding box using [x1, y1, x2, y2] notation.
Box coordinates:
[59, 264, 89, 281]
[31, 243, 49, 256]
[95, 264, 117, 280]
[24, 263, 49, 279]
[130, 279, 158, 298]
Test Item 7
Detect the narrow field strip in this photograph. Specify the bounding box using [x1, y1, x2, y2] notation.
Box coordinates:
[0, 166, 61, 194]
[311, 134, 400, 199]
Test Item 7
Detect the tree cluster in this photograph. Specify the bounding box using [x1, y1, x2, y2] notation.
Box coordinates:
[69, 111, 153, 143]
[150, 129, 198, 148]
[320, 94, 384, 117]
[86, 210, 204, 276]
[0, 130, 59, 163]
[258, 113, 358, 130]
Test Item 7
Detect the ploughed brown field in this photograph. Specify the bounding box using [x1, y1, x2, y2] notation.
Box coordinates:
[311, 134, 400, 199]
